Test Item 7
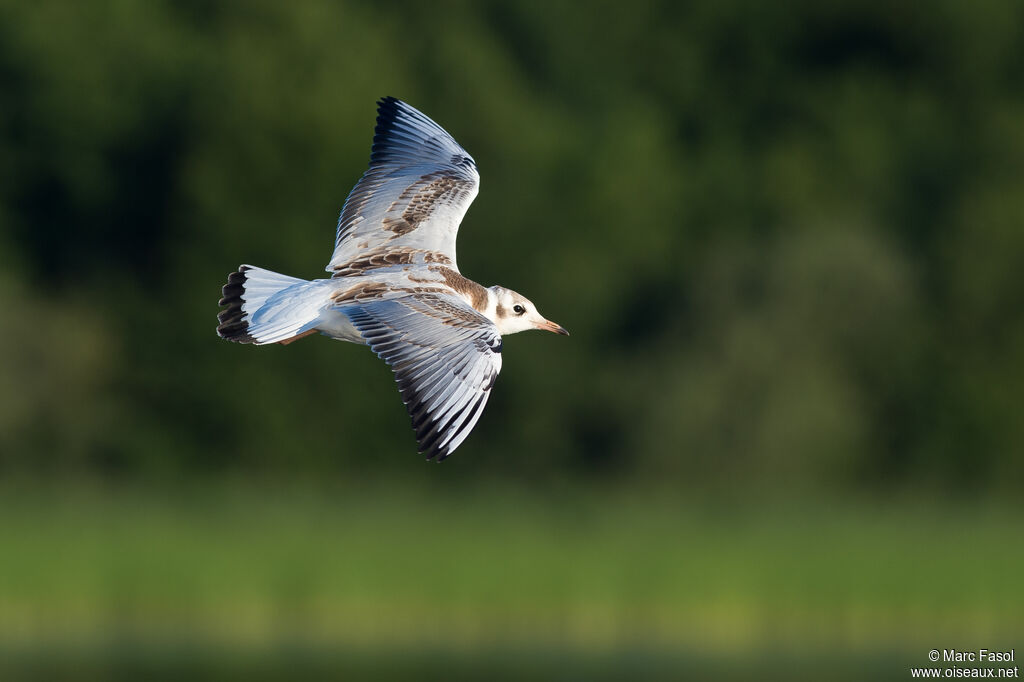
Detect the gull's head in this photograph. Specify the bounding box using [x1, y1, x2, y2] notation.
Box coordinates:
[489, 286, 569, 337]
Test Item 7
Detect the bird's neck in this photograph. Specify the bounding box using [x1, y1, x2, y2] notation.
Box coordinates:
[433, 266, 490, 313]
[481, 287, 501, 325]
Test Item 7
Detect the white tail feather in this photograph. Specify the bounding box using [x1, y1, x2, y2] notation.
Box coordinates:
[217, 265, 329, 345]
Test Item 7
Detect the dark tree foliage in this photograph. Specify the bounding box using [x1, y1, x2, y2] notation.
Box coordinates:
[1, 0, 1022, 494]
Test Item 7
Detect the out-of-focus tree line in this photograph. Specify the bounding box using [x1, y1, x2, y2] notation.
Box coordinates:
[1, 0, 1021, 494]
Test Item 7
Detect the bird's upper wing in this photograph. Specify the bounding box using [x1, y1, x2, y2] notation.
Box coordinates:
[327, 97, 480, 275]
[341, 292, 502, 460]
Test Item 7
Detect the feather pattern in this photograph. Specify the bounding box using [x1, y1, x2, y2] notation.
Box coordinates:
[341, 293, 502, 460]
[327, 97, 480, 274]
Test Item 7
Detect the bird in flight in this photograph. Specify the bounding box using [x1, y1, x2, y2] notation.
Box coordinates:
[217, 97, 568, 460]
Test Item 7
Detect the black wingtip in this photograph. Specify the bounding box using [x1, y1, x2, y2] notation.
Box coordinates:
[368, 96, 476, 174]
[421, 441, 453, 462]
[371, 96, 407, 165]
[375, 96, 403, 129]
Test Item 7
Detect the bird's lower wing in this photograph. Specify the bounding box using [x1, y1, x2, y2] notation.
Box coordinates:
[340, 293, 503, 460]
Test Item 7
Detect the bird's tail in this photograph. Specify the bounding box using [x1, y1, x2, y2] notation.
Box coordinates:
[217, 265, 324, 345]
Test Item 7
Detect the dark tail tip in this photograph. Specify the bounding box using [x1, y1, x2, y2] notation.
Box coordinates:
[217, 266, 256, 343]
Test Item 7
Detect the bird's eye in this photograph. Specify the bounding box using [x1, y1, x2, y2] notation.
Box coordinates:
[513, 304, 526, 315]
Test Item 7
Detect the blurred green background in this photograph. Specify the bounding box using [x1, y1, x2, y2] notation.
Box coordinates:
[1, 0, 1022, 679]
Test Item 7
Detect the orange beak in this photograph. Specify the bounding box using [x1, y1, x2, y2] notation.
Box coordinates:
[536, 319, 570, 336]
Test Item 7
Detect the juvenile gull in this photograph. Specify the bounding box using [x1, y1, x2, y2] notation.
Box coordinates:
[217, 97, 568, 460]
